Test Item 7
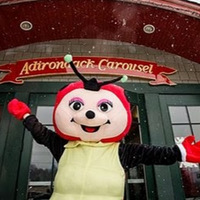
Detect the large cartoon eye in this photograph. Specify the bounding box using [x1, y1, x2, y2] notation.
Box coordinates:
[69, 98, 84, 111]
[98, 100, 113, 112]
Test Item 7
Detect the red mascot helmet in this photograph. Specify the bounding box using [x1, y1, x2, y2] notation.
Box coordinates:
[53, 55, 132, 143]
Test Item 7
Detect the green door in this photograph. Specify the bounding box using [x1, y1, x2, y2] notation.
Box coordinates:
[16, 93, 57, 200]
[0, 93, 13, 175]
[16, 91, 156, 200]
[0, 92, 24, 200]
[160, 94, 200, 200]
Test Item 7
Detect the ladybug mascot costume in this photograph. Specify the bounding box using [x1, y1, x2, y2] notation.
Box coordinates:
[8, 55, 200, 200]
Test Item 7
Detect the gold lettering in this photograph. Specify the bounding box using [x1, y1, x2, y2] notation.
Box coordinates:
[129, 63, 138, 71]
[98, 59, 108, 71]
[55, 61, 65, 69]
[64, 62, 70, 69]
[37, 61, 43, 70]
[49, 62, 56, 69]
[143, 65, 150, 73]
[80, 60, 87, 68]
[86, 59, 95, 68]
[29, 62, 38, 72]
[149, 64, 153, 74]
[137, 64, 143, 72]
[107, 61, 115, 69]
[74, 61, 80, 68]
[114, 62, 123, 69]
[20, 62, 30, 75]
[41, 62, 49, 70]
[122, 63, 129, 70]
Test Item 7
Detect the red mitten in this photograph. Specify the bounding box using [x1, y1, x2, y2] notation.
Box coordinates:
[8, 98, 31, 120]
[179, 136, 200, 163]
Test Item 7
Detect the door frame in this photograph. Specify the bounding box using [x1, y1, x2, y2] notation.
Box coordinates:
[160, 94, 200, 200]
[16, 90, 155, 200]
[16, 93, 57, 200]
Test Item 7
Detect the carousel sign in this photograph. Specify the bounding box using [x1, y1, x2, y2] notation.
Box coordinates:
[0, 56, 177, 85]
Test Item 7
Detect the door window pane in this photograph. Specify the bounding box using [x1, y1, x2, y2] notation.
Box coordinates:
[172, 125, 191, 137]
[193, 125, 200, 141]
[169, 106, 189, 123]
[27, 107, 56, 200]
[169, 106, 200, 199]
[124, 105, 147, 200]
[188, 106, 200, 123]
[36, 106, 54, 124]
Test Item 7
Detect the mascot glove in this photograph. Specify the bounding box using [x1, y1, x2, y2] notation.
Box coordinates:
[178, 136, 200, 163]
[8, 98, 31, 120]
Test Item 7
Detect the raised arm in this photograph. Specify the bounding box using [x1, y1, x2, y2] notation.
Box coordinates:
[8, 98, 67, 162]
[119, 136, 200, 169]
[119, 142, 182, 169]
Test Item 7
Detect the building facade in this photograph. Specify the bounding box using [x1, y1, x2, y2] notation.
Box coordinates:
[0, 0, 200, 200]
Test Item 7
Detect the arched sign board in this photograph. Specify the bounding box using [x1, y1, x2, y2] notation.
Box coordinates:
[0, 56, 177, 85]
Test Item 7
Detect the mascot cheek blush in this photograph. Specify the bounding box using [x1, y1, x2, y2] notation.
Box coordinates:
[7, 54, 200, 200]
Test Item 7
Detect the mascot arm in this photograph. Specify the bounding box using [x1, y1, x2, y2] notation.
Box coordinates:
[8, 99, 66, 162]
[119, 143, 182, 169]
[23, 115, 67, 162]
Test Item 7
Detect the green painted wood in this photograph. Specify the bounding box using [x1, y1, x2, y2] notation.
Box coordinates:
[138, 94, 158, 200]
[0, 82, 200, 95]
[0, 82, 199, 200]
[125, 92, 157, 199]
[0, 93, 29, 200]
[159, 94, 200, 200]
[16, 91, 155, 200]
[145, 94, 176, 200]
[15, 94, 38, 200]
[0, 93, 13, 174]
[16, 93, 56, 200]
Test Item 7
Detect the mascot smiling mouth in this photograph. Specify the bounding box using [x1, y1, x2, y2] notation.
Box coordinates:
[71, 118, 111, 133]
[81, 125, 100, 133]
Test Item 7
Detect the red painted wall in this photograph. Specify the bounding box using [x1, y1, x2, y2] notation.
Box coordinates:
[0, 0, 200, 63]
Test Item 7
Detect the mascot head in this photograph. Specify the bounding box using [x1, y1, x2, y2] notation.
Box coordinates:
[53, 55, 132, 142]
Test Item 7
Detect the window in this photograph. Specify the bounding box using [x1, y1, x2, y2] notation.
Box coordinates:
[169, 106, 200, 199]
[169, 106, 200, 140]
[27, 106, 57, 200]
[124, 105, 147, 200]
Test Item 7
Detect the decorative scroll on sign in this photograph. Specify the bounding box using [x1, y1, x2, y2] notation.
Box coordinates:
[0, 56, 177, 85]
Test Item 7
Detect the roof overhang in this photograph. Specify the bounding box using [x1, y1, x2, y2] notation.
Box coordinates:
[0, 0, 200, 63]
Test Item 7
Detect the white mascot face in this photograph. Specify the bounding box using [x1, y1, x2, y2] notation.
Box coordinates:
[54, 88, 129, 142]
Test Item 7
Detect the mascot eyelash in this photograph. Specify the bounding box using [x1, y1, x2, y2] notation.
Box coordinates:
[7, 54, 200, 200]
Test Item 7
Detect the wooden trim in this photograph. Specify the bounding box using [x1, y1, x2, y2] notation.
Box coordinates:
[0, 82, 200, 94]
